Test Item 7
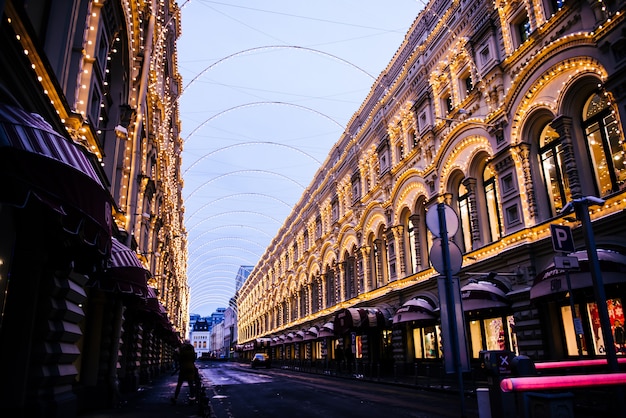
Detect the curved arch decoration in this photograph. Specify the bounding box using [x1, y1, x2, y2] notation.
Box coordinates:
[183, 101, 345, 145]
[183, 45, 376, 93]
[184, 169, 308, 203]
[183, 141, 323, 176]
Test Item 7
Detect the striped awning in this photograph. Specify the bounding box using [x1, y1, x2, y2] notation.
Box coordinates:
[334, 307, 391, 334]
[531, 250, 626, 299]
[0, 103, 112, 253]
[88, 238, 149, 298]
[461, 280, 510, 312]
[393, 295, 438, 324]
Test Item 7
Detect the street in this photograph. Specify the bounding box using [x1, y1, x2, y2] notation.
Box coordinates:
[199, 361, 479, 418]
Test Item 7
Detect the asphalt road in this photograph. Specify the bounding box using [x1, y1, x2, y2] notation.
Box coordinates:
[199, 362, 479, 418]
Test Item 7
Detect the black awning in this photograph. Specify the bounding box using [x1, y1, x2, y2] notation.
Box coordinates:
[0, 103, 112, 253]
[461, 280, 510, 312]
[88, 238, 150, 298]
[334, 307, 392, 334]
[531, 249, 626, 299]
[393, 294, 438, 324]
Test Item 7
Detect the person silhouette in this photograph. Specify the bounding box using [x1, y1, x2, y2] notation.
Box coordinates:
[171, 341, 197, 404]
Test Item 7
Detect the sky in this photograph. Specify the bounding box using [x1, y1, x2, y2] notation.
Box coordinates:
[177, 0, 423, 317]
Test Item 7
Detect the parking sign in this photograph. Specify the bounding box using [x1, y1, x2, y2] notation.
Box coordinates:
[550, 224, 575, 253]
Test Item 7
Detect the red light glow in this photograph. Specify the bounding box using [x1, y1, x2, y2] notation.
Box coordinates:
[500, 373, 626, 392]
[535, 358, 626, 369]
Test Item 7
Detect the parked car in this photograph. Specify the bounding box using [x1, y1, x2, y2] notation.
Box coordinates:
[251, 353, 270, 369]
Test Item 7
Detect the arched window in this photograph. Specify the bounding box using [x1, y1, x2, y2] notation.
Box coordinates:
[408, 217, 419, 274]
[458, 182, 472, 252]
[583, 92, 626, 196]
[483, 165, 502, 242]
[344, 250, 356, 299]
[539, 123, 570, 214]
[325, 267, 336, 308]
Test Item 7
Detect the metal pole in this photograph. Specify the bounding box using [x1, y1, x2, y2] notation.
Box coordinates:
[438, 203, 467, 418]
[574, 198, 618, 371]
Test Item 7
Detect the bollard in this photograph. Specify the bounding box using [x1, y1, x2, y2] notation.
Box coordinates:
[477, 388, 491, 418]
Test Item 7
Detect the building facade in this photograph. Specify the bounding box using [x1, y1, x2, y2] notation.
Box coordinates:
[237, 0, 626, 381]
[0, 1, 187, 416]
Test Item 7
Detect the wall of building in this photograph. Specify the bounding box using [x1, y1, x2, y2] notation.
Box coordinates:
[237, 0, 626, 374]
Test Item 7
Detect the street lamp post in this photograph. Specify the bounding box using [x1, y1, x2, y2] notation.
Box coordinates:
[562, 196, 618, 372]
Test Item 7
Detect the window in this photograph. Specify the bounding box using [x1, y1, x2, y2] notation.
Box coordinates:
[480, 46, 491, 65]
[331, 198, 339, 223]
[539, 123, 570, 214]
[444, 94, 454, 113]
[501, 173, 515, 194]
[408, 217, 418, 274]
[505, 204, 520, 225]
[413, 325, 442, 359]
[458, 182, 472, 252]
[468, 315, 518, 358]
[583, 92, 626, 196]
[483, 166, 502, 242]
[517, 15, 531, 44]
[561, 298, 624, 356]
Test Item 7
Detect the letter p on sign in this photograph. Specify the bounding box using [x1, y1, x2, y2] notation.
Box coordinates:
[550, 224, 575, 253]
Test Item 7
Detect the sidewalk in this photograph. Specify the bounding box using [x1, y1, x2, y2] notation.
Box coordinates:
[79, 373, 211, 418]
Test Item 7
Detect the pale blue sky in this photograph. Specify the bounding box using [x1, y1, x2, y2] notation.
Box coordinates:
[177, 0, 423, 317]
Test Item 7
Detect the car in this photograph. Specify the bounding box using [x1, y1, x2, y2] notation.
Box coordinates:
[251, 353, 270, 369]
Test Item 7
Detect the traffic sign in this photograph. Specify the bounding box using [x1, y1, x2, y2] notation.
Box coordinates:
[426, 203, 458, 238]
[550, 224, 575, 253]
[430, 238, 463, 275]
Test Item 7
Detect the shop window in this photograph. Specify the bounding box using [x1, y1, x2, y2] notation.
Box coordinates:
[469, 315, 518, 358]
[583, 92, 626, 196]
[413, 325, 442, 359]
[539, 123, 570, 214]
[587, 298, 625, 356]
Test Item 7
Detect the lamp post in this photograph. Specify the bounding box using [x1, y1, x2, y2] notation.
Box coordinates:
[561, 196, 618, 372]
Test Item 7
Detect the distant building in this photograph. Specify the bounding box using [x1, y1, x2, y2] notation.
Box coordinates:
[235, 266, 254, 292]
[191, 319, 210, 357]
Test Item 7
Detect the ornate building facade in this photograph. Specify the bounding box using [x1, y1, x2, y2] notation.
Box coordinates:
[237, 0, 626, 382]
[0, 0, 187, 415]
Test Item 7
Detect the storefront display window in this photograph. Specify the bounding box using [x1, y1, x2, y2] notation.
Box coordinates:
[561, 305, 587, 356]
[586, 298, 625, 355]
[469, 315, 517, 358]
[355, 335, 363, 359]
[413, 325, 441, 359]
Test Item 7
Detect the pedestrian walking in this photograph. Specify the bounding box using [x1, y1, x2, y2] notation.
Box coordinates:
[171, 341, 197, 404]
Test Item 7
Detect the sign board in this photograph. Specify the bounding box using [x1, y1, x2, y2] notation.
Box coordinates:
[426, 204, 459, 238]
[554, 255, 579, 269]
[550, 224, 575, 253]
[430, 238, 463, 276]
